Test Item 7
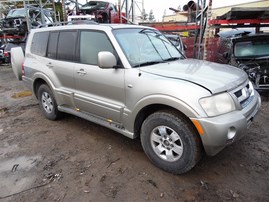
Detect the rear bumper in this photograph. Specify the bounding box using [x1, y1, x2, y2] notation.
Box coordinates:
[192, 90, 261, 156]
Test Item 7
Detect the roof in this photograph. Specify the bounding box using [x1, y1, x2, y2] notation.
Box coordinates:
[217, 7, 269, 20]
[231, 33, 269, 41]
[30, 23, 153, 33]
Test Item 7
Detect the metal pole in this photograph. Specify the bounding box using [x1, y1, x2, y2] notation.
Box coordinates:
[23, 0, 30, 32]
[131, 0, 134, 22]
[62, 0, 67, 21]
[126, 0, 129, 21]
[203, 0, 213, 60]
[39, 0, 46, 24]
[198, 0, 205, 59]
[142, 0, 144, 22]
[118, 0, 122, 23]
[52, 0, 57, 22]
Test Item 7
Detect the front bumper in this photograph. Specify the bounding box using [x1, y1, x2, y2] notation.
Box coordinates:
[192, 90, 261, 156]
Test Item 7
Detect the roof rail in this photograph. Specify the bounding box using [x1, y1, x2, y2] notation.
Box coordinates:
[37, 20, 98, 28]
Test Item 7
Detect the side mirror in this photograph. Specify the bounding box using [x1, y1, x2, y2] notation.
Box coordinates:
[98, 51, 117, 69]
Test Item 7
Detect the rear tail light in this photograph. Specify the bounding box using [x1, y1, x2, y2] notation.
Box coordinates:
[22, 63, 25, 75]
[4, 51, 9, 57]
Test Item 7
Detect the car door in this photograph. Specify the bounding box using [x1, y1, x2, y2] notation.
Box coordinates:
[74, 30, 125, 123]
[45, 30, 77, 107]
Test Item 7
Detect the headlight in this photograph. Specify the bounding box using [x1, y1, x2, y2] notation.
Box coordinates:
[199, 93, 236, 117]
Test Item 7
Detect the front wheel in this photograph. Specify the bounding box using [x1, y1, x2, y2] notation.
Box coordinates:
[37, 84, 61, 120]
[141, 110, 202, 174]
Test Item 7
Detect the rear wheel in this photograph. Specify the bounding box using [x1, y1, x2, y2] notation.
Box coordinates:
[141, 110, 202, 174]
[37, 84, 61, 120]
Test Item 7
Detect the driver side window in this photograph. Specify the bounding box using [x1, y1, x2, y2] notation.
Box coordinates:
[79, 31, 118, 65]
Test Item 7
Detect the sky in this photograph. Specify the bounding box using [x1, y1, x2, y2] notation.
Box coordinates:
[142, 0, 264, 21]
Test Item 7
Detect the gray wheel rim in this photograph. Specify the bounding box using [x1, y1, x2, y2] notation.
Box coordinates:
[150, 126, 183, 162]
[41, 92, 53, 114]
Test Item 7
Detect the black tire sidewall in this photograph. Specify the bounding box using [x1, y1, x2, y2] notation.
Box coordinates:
[141, 111, 200, 174]
[37, 84, 59, 120]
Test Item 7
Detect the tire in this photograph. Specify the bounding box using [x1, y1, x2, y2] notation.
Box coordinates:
[141, 110, 202, 174]
[37, 84, 61, 120]
[11, 47, 24, 80]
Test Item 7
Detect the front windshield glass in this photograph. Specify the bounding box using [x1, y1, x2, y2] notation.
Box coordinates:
[82, 1, 108, 8]
[113, 28, 183, 67]
[234, 39, 269, 58]
[7, 9, 26, 18]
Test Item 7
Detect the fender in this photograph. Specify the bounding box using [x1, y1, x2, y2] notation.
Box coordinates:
[123, 94, 202, 134]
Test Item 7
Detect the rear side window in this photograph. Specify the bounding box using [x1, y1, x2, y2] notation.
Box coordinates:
[47, 32, 59, 59]
[31, 32, 49, 56]
[80, 31, 115, 65]
[57, 31, 77, 61]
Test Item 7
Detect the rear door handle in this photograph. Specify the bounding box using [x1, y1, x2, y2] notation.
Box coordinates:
[77, 69, 87, 76]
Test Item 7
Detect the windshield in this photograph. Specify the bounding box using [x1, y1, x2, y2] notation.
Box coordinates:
[7, 9, 26, 18]
[82, 1, 108, 8]
[7, 9, 51, 18]
[234, 39, 269, 58]
[113, 28, 183, 67]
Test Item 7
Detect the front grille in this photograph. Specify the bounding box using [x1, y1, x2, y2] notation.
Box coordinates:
[233, 81, 254, 108]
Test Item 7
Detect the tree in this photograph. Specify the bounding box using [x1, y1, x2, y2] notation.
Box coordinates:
[141, 8, 148, 21]
[148, 9, 155, 22]
[162, 9, 166, 22]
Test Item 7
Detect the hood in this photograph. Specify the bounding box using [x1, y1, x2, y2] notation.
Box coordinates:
[140, 59, 248, 94]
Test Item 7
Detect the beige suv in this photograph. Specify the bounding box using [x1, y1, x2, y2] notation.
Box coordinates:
[11, 24, 261, 174]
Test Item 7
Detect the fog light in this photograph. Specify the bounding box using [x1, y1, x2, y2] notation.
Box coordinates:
[227, 127, 236, 140]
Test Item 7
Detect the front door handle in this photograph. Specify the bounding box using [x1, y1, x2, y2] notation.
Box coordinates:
[77, 69, 87, 76]
[46, 63, 54, 68]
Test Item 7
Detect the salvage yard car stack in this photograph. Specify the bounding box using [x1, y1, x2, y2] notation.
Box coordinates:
[10, 23, 261, 174]
[216, 32, 269, 92]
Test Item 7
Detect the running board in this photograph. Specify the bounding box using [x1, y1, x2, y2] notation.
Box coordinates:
[58, 106, 135, 139]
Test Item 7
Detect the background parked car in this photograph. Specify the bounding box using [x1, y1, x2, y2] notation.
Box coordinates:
[0, 7, 53, 35]
[216, 31, 269, 91]
[80, 0, 126, 23]
[0, 44, 5, 64]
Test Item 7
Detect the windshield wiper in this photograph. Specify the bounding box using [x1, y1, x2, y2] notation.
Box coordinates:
[133, 61, 164, 67]
[163, 57, 180, 62]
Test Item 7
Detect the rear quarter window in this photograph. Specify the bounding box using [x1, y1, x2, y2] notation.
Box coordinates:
[30, 32, 49, 56]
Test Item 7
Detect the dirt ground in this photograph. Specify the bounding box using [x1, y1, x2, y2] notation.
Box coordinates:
[0, 64, 268, 202]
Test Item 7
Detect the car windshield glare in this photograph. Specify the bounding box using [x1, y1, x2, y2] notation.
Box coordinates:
[113, 28, 183, 67]
[7, 9, 26, 17]
[83, 1, 108, 8]
[234, 40, 269, 58]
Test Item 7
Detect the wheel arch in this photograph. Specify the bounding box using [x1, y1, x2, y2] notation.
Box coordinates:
[131, 96, 201, 140]
[33, 78, 47, 98]
[32, 74, 56, 99]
